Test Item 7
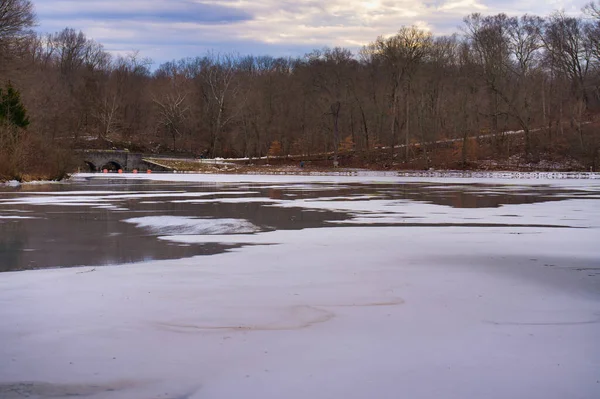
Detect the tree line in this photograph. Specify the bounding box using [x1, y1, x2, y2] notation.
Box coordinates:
[2, 0, 600, 179]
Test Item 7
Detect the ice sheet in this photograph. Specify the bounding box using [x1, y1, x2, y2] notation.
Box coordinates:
[1, 225, 599, 399]
[1, 175, 599, 399]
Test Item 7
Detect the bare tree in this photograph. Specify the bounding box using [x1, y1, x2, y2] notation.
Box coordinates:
[199, 53, 243, 156]
[0, 0, 35, 70]
[94, 94, 119, 140]
[0, 0, 34, 40]
[303, 47, 355, 166]
[50, 29, 90, 75]
[583, 1, 600, 19]
[463, 13, 511, 142]
[505, 15, 544, 154]
[152, 68, 190, 151]
[543, 12, 592, 148]
[369, 26, 433, 161]
[153, 92, 189, 151]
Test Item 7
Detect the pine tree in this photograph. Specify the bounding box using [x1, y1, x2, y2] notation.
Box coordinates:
[0, 82, 30, 128]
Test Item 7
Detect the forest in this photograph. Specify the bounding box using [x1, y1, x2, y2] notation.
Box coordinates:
[2, 0, 600, 180]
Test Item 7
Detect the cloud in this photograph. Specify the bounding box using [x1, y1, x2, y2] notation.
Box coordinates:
[32, 0, 591, 65]
[438, 0, 488, 11]
[36, 0, 253, 23]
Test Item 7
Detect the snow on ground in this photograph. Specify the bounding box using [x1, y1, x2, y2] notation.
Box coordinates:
[0, 174, 599, 399]
[2, 180, 21, 187]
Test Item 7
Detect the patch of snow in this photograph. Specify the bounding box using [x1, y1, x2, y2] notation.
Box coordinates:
[265, 198, 600, 228]
[123, 216, 260, 235]
[171, 197, 282, 204]
[94, 205, 129, 211]
[0, 198, 109, 206]
[304, 195, 385, 201]
[19, 180, 62, 185]
[13, 191, 153, 196]
[0, 191, 259, 206]
[3, 180, 21, 187]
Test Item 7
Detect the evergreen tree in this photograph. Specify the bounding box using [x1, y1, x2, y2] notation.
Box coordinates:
[0, 82, 30, 128]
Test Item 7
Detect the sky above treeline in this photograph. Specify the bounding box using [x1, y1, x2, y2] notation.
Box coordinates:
[34, 0, 590, 64]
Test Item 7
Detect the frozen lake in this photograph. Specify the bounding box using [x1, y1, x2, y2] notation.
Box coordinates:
[1, 174, 598, 272]
[0, 173, 599, 398]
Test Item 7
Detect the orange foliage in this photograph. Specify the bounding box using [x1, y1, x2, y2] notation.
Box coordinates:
[339, 135, 354, 152]
[268, 140, 283, 157]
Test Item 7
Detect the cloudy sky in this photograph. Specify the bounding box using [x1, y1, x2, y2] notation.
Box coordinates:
[34, 0, 590, 65]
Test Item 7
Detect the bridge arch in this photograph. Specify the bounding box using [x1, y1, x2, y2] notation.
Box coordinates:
[82, 161, 97, 172]
[100, 161, 123, 172]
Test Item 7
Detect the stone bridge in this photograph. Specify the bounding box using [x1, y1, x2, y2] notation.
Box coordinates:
[78, 150, 172, 172]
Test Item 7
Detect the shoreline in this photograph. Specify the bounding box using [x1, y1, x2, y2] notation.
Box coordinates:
[77, 169, 600, 179]
[3, 168, 600, 186]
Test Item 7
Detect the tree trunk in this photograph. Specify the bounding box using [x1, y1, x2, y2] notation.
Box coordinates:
[405, 83, 410, 161]
[577, 100, 585, 150]
[524, 127, 531, 157]
[541, 78, 547, 130]
[523, 96, 531, 157]
[331, 101, 341, 167]
[357, 100, 369, 149]
[390, 90, 397, 163]
[461, 94, 469, 167]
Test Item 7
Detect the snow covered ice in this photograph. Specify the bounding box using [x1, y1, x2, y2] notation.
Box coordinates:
[0, 173, 599, 399]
